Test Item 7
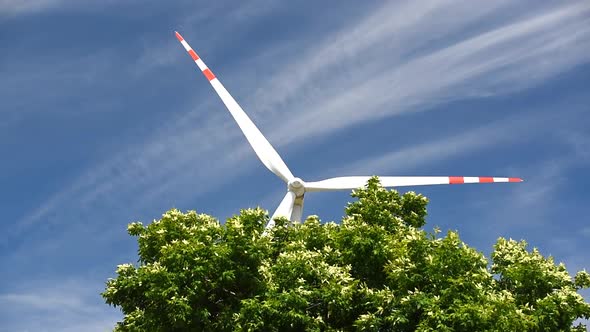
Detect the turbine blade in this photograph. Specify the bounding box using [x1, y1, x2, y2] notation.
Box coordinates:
[266, 191, 296, 230]
[305, 176, 523, 191]
[175, 32, 294, 183]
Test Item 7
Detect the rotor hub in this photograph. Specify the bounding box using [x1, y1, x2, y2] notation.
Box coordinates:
[287, 177, 305, 197]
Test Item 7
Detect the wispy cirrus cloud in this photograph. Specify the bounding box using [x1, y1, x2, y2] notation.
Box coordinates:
[264, 1, 590, 146]
[132, 0, 285, 75]
[430, 117, 590, 257]
[0, 0, 64, 16]
[0, 0, 177, 17]
[0, 50, 121, 125]
[0, 278, 119, 332]
[329, 104, 589, 178]
[248, 0, 517, 115]
[0, 0, 125, 16]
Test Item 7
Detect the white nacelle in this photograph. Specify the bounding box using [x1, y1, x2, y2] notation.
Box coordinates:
[287, 177, 305, 197]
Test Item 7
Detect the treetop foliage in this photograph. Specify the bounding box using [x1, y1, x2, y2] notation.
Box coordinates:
[103, 177, 590, 331]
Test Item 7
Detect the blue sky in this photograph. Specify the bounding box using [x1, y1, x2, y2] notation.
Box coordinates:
[1, 1, 589, 330]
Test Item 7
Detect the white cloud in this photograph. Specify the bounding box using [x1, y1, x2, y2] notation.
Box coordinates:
[0, 278, 120, 331]
[333, 116, 530, 176]
[0, 0, 125, 16]
[456, 126, 590, 237]
[264, 2, 590, 146]
[132, 0, 286, 75]
[0, 0, 169, 17]
[248, 0, 518, 116]
[0, 0, 64, 15]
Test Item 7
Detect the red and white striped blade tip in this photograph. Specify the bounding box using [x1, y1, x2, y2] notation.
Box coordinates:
[175, 31, 183, 41]
[449, 177, 523, 184]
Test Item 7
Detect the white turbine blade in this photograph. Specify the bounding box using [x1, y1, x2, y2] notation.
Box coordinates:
[305, 176, 523, 191]
[175, 32, 294, 183]
[267, 191, 297, 230]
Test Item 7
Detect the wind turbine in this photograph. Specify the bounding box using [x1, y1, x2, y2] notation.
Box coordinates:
[175, 32, 522, 230]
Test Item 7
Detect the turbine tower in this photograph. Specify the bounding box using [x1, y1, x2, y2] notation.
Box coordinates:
[175, 32, 522, 230]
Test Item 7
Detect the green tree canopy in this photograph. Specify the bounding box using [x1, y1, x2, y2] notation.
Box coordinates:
[103, 178, 590, 331]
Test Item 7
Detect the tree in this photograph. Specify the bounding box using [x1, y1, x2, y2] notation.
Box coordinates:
[103, 177, 590, 331]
